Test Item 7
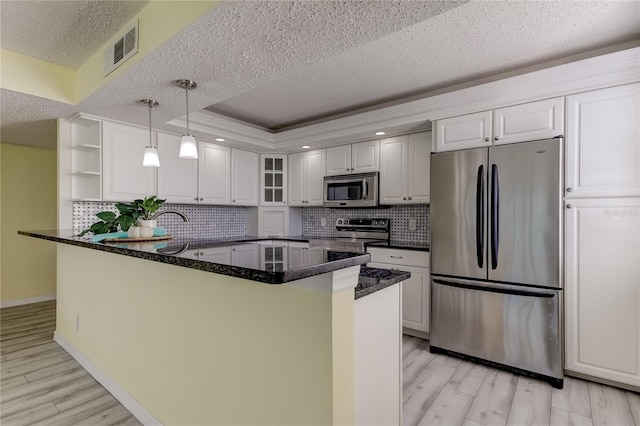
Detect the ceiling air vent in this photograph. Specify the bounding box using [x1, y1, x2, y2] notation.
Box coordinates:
[104, 21, 139, 77]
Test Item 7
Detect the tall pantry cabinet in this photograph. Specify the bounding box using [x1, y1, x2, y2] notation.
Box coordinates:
[564, 83, 640, 389]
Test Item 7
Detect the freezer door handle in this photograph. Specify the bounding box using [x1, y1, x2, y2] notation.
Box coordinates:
[432, 278, 557, 298]
[475, 165, 484, 268]
[490, 164, 499, 269]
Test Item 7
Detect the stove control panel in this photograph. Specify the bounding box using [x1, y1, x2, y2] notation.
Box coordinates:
[335, 218, 389, 229]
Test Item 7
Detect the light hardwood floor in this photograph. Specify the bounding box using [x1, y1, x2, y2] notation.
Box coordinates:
[1, 302, 639, 426]
[0, 301, 141, 426]
[402, 335, 640, 426]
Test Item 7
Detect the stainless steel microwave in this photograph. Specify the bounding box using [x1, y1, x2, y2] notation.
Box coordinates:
[323, 172, 379, 207]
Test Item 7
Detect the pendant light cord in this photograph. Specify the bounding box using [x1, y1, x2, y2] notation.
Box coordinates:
[148, 101, 153, 147]
[185, 84, 190, 136]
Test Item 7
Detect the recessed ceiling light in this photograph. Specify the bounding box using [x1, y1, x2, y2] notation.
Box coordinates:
[375, 131, 386, 136]
[301, 145, 311, 149]
[216, 138, 225, 142]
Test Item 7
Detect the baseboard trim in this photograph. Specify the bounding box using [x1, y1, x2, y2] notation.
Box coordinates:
[53, 332, 162, 426]
[0, 294, 56, 308]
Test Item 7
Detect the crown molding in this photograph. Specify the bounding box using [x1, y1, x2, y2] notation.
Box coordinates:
[168, 47, 640, 152]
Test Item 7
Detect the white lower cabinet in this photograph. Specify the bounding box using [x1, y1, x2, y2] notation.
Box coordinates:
[197, 247, 231, 264]
[367, 247, 430, 334]
[354, 284, 402, 426]
[565, 198, 640, 388]
[231, 244, 260, 269]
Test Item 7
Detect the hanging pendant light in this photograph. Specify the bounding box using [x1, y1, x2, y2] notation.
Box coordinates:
[176, 79, 198, 159]
[141, 99, 160, 167]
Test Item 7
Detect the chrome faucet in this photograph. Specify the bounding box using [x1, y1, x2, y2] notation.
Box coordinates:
[150, 211, 190, 222]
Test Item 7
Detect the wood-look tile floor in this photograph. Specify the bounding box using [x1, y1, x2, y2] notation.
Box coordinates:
[0, 301, 141, 426]
[402, 335, 640, 426]
[1, 302, 639, 426]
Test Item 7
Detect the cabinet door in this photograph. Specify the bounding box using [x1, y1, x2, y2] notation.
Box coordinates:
[434, 111, 492, 152]
[102, 121, 156, 201]
[493, 97, 564, 145]
[198, 247, 231, 264]
[157, 132, 198, 204]
[379, 136, 407, 204]
[565, 198, 640, 388]
[407, 132, 431, 204]
[198, 142, 230, 205]
[288, 152, 305, 206]
[231, 245, 260, 269]
[231, 148, 259, 206]
[326, 145, 351, 176]
[306, 149, 326, 206]
[352, 140, 379, 174]
[258, 207, 289, 237]
[566, 83, 639, 198]
[261, 155, 287, 206]
[368, 262, 430, 334]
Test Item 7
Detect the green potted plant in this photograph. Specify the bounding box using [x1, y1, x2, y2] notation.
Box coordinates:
[132, 195, 165, 228]
[78, 195, 165, 238]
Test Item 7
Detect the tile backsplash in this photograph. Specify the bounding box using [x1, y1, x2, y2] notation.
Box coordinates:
[73, 202, 246, 239]
[73, 202, 429, 243]
[301, 205, 429, 243]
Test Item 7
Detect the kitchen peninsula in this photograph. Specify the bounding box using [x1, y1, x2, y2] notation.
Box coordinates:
[19, 230, 408, 425]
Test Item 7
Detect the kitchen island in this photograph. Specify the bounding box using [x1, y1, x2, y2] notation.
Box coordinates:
[20, 230, 409, 425]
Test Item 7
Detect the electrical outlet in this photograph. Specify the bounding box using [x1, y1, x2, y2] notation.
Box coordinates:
[75, 315, 80, 331]
[409, 219, 417, 231]
[321, 218, 327, 227]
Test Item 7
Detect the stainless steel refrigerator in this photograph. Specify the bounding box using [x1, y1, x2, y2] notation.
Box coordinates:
[429, 137, 563, 388]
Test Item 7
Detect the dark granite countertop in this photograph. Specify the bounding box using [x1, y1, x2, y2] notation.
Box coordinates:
[366, 240, 430, 252]
[355, 267, 410, 299]
[19, 231, 392, 291]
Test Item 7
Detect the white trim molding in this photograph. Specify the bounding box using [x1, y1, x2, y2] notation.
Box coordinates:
[0, 294, 56, 308]
[53, 332, 163, 426]
[170, 47, 640, 152]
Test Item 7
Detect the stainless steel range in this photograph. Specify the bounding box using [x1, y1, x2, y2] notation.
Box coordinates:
[309, 218, 390, 253]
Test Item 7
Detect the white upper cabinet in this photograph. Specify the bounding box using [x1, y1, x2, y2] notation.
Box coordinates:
[326, 145, 351, 176]
[434, 111, 492, 152]
[379, 132, 431, 205]
[198, 142, 230, 205]
[564, 198, 640, 388]
[157, 132, 198, 204]
[326, 140, 379, 176]
[261, 154, 287, 206]
[566, 83, 639, 198]
[434, 97, 564, 151]
[231, 148, 259, 206]
[492, 97, 564, 145]
[288, 149, 326, 206]
[102, 121, 156, 201]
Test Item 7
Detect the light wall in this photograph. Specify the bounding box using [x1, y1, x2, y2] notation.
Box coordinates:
[1, 144, 57, 304]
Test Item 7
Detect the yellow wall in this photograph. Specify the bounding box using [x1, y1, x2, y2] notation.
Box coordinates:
[57, 244, 356, 425]
[1, 144, 57, 303]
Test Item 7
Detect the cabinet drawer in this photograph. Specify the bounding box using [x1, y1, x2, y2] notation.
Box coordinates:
[367, 247, 429, 268]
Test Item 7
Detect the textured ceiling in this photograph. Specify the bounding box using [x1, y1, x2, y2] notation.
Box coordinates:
[0, 0, 639, 151]
[0, 0, 149, 69]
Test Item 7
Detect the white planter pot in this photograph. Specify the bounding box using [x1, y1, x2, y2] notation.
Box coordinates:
[128, 226, 154, 238]
[137, 219, 157, 228]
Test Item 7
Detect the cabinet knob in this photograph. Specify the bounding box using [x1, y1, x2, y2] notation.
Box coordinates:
[390, 255, 403, 259]
[232, 200, 236, 203]
[403, 197, 407, 200]
[484, 137, 490, 142]
[194, 197, 198, 201]
[199, 197, 203, 201]
[408, 196, 412, 200]
[494, 136, 499, 141]
[283, 201, 286, 204]
[566, 187, 573, 192]
[566, 204, 573, 209]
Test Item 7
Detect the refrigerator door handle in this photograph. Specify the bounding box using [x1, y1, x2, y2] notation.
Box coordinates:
[475, 165, 484, 268]
[432, 278, 557, 298]
[491, 164, 499, 269]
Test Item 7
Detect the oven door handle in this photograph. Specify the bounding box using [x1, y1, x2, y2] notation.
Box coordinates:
[432, 278, 558, 298]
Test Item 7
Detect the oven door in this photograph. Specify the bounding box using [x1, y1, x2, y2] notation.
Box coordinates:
[430, 276, 563, 385]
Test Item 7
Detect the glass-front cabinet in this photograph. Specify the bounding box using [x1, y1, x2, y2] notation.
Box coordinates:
[261, 154, 287, 205]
